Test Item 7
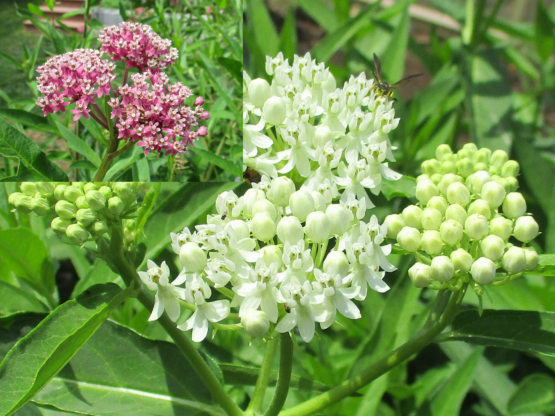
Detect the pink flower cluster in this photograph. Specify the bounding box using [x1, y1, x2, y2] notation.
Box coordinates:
[98, 22, 178, 72]
[110, 71, 209, 155]
[36, 49, 116, 119]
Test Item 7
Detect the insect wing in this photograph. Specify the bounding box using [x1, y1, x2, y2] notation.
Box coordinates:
[390, 72, 423, 88]
[373, 53, 383, 81]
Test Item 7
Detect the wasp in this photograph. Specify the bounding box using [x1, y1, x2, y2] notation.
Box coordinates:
[371, 53, 423, 99]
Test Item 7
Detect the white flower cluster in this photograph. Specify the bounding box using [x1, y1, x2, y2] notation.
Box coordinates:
[243, 52, 402, 209]
[140, 177, 396, 343]
[385, 144, 540, 294]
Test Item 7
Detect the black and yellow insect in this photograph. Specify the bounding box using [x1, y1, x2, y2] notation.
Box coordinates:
[371, 53, 423, 99]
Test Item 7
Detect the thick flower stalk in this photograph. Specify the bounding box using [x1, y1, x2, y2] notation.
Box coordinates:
[385, 144, 539, 294]
[243, 52, 401, 208]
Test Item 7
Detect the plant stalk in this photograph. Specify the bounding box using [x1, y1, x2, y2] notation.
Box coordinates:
[264, 333, 293, 416]
[246, 336, 279, 414]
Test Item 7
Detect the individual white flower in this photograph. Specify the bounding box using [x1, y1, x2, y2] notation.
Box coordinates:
[138, 260, 186, 322]
[204, 254, 235, 288]
[282, 239, 314, 277]
[275, 279, 316, 342]
[170, 227, 196, 254]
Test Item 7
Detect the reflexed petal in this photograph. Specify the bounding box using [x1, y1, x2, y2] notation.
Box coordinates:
[148, 291, 164, 321]
[335, 294, 361, 320]
[192, 309, 209, 342]
[275, 311, 297, 333]
[205, 300, 230, 322]
[161, 290, 180, 322]
[297, 309, 315, 342]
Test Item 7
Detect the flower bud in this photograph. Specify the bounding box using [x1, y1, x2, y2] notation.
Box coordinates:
[431, 256, 454, 282]
[35, 182, 55, 197]
[416, 180, 439, 204]
[76, 208, 97, 227]
[270, 177, 295, 206]
[92, 221, 108, 237]
[445, 204, 467, 226]
[66, 224, 89, 245]
[397, 226, 421, 252]
[385, 214, 405, 239]
[112, 183, 135, 200]
[85, 190, 106, 211]
[421, 230, 443, 255]
[513, 216, 539, 243]
[440, 161, 457, 175]
[427, 196, 448, 216]
[501, 160, 520, 178]
[502, 246, 527, 274]
[488, 165, 500, 176]
[471, 257, 497, 285]
[305, 211, 331, 243]
[416, 174, 430, 183]
[310, 191, 326, 211]
[263, 96, 286, 125]
[442, 153, 457, 164]
[490, 150, 509, 169]
[260, 245, 283, 268]
[524, 247, 539, 270]
[481, 235, 505, 261]
[505, 177, 519, 193]
[252, 199, 278, 221]
[456, 158, 474, 178]
[467, 199, 492, 219]
[98, 185, 113, 201]
[465, 214, 489, 240]
[421, 208, 442, 231]
[440, 219, 463, 245]
[63, 186, 84, 203]
[431, 173, 443, 185]
[474, 162, 488, 173]
[326, 204, 352, 236]
[54, 184, 68, 201]
[241, 189, 267, 218]
[469, 171, 491, 194]
[480, 181, 506, 209]
[457, 148, 471, 160]
[277, 216, 304, 244]
[489, 216, 512, 241]
[75, 196, 90, 209]
[55, 200, 77, 220]
[438, 173, 463, 195]
[20, 182, 38, 196]
[421, 159, 441, 176]
[451, 248, 473, 273]
[83, 183, 97, 193]
[313, 126, 336, 147]
[462, 142, 478, 155]
[11, 193, 32, 213]
[107, 196, 124, 216]
[323, 251, 350, 277]
[30, 197, 50, 216]
[51, 217, 71, 234]
[179, 242, 207, 272]
[72, 182, 85, 191]
[502, 192, 526, 219]
[436, 144, 453, 162]
[402, 205, 422, 229]
[447, 182, 470, 206]
[289, 191, 315, 222]
[251, 213, 277, 242]
[408, 263, 434, 288]
[248, 78, 271, 108]
[472, 148, 491, 165]
[241, 310, 270, 337]
[194, 96, 205, 106]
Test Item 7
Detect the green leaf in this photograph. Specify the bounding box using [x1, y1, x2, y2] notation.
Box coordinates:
[79, 117, 108, 147]
[508, 374, 555, 415]
[105, 152, 142, 181]
[442, 310, 555, 357]
[68, 160, 97, 170]
[71, 260, 121, 298]
[56, 122, 101, 167]
[46, 23, 66, 55]
[381, 176, 416, 200]
[246, 0, 279, 58]
[217, 57, 241, 82]
[189, 147, 242, 178]
[27, 3, 46, 18]
[118, 1, 128, 21]
[0, 281, 49, 315]
[0, 284, 128, 415]
[535, 0, 555, 63]
[278, 8, 297, 62]
[0, 109, 58, 134]
[0, 313, 45, 362]
[28, 36, 43, 79]
[528, 254, 555, 276]
[380, 0, 410, 83]
[0, 118, 68, 181]
[0, 228, 56, 306]
[297, 0, 337, 31]
[0, 51, 24, 71]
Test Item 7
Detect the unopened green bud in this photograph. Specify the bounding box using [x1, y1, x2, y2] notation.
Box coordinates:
[305, 211, 331, 243]
[471, 257, 497, 285]
[502, 246, 527, 274]
[489, 216, 513, 241]
[8, 192, 24, 207]
[92, 221, 108, 237]
[451, 248, 473, 273]
[55, 200, 77, 219]
[472, 148, 491, 165]
[480, 181, 506, 209]
[226, 220, 250, 241]
[501, 160, 520, 178]
[431, 173, 443, 185]
[85, 190, 106, 211]
[431, 256, 454, 282]
[481, 234, 505, 261]
[179, 242, 207, 272]
[112, 183, 135, 200]
[427, 196, 448, 215]
[457, 159, 474, 178]
[241, 188, 267, 218]
[442, 153, 457, 164]
[251, 213, 277, 242]
[289, 190, 315, 222]
[462, 143, 478, 154]
[51, 217, 71, 234]
[64, 186, 84, 203]
[402, 205, 423, 229]
[467, 199, 492, 219]
[277, 216, 304, 244]
[465, 214, 489, 240]
[447, 182, 470, 206]
[416, 174, 431, 183]
[248, 78, 271, 108]
[438, 173, 463, 195]
[469, 171, 491, 194]
[524, 247, 539, 271]
[75, 196, 89, 209]
[445, 204, 467, 226]
[76, 208, 97, 227]
[421, 230, 443, 255]
[66, 223, 89, 245]
[326, 204, 352, 236]
[252, 199, 278, 221]
[72, 182, 85, 191]
[98, 186, 113, 201]
[35, 182, 55, 197]
[505, 177, 519, 192]
[513, 216, 539, 243]
[20, 182, 37, 196]
[474, 162, 488, 173]
[385, 214, 405, 239]
[457, 148, 471, 161]
[323, 251, 350, 277]
[10, 193, 32, 213]
[490, 149, 509, 169]
[30, 197, 50, 216]
[440, 161, 457, 175]
[422, 159, 441, 176]
[260, 245, 283, 269]
[83, 183, 98, 193]
[397, 226, 421, 252]
[270, 177, 295, 206]
[54, 184, 68, 201]
[408, 263, 434, 288]
[310, 191, 326, 212]
[436, 144, 453, 162]
[241, 310, 270, 337]
[263, 96, 286, 125]
[440, 219, 463, 245]
[488, 165, 500, 176]
[502, 192, 526, 219]
[416, 180, 439, 204]
[421, 208, 442, 230]
[108, 197, 124, 216]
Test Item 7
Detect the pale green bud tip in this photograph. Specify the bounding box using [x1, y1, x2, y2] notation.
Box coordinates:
[490, 149, 509, 169]
[480, 234, 505, 261]
[502, 246, 527, 274]
[323, 251, 350, 277]
[55, 200, 78, 220]
[66, 224, 89, 245]
[9, 193, 32, 213]
[108, 196, 125, 216]
[402, 205, 422, 229]
[227, 220, 250, 241]
[468, 199, 492, 219]
[421, 159, 441, 176]
[489, 216, 512, 241]
[51, 217, 71, 234]
[277, 216, 304, 244]
[76, 208, 97, 227]
[248, 78, 271, 108]
[451, 248, 473, 273]
[513, 216, 539, 243]
[92, 221, 108, 237]
[431, 256, 454, 282]
[86, 190, 107, 211]
[427, 196, 448, 216]
[251, 213, 277, 242]
[397, 226, 421, 252]
[326, 204, 352, 236]
[35, 182, 55, 197]
[252, 199, 278, 221]
[263, 96, 286, 125]
[440, 219, 463, 245]
[465, 214, 489, 240]
[421, 208, 442, 231]
[30, 197, 51, 216]
[471, 257, 497, 285]
[524, 247, 539, 271]
[64, 186, 84, 203]
[75, 196, 90, 209]
[270, 177, 295, 206]
[421, 230, 443, 255]
[98, 186, 113, 200]
[260, 245, 283, 268]
[501, 160, 520, 178]
[416, 180, 439, 204]
[305, 211, 331, 243]
[289, 190, 315, 222]
[469, 171, 491, 194]
[435, 144, 453, 162]
[112, 183, 135, 200]
[241, 310, 270, 337]
[54, 184, 69, 200]
[446, 182, 470, 206]
[438, 173, 463, 195]
[408, 263, 433, 288]
[384, 214, 405, 239]
[502, 192, 526, 219]
[20, 182, 37, 196]
[179, 242, 207, 272]
[480, 181, 506, 209]
[83, 183, 98, 193]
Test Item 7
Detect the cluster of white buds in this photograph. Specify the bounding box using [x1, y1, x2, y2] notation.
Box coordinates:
[243, 52, 402, 208]
[141, 177, 395, 343]
[385, 144, 539, 294]
[9, 182, 146, 247]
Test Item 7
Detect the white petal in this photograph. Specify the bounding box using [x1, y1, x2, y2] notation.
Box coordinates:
[335, 294, 361, 320]
[261, 290, 278, 323]
[205, 300, 230, 322]
[148, 291, 164, 322]
[275, 311, 297, 333]
[192, 309, 209, 342]
[161, 290, 180, 322]
[177, 310, 197, 331]
[297, 309, 315, 342]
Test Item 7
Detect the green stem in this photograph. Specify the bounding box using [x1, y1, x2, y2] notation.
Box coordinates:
[108, 227, 243, 416]
[93, 100, 120, 182]
[279, 290, 464, 416]
[264, 333, 293, 416]
[247, 336, 279, 414]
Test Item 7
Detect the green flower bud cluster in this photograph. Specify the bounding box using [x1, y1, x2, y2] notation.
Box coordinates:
[386, 144, 539, 294]
[9, 182, 146, 246]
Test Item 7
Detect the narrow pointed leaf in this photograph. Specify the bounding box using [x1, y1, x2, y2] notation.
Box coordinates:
[56, 122, 101, 167]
